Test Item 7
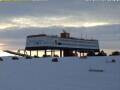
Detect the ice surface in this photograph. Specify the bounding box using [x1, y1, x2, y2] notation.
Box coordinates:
[0, 56, 120, 90]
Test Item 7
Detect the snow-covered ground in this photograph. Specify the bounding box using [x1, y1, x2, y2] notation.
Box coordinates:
[0, 56, 120, 90]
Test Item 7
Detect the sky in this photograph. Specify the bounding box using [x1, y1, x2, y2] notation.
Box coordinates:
[0, 0, 120, 54]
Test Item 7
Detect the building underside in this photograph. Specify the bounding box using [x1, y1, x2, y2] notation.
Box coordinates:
[25, 46, 99, 57]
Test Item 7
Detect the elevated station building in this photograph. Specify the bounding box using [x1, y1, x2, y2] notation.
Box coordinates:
[25, 31, 99, 57]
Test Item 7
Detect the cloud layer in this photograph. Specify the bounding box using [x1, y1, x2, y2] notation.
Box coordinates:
[0, 0, 120, 53]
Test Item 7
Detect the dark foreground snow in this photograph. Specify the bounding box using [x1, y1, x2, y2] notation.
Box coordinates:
[0, 56, 120, 90]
